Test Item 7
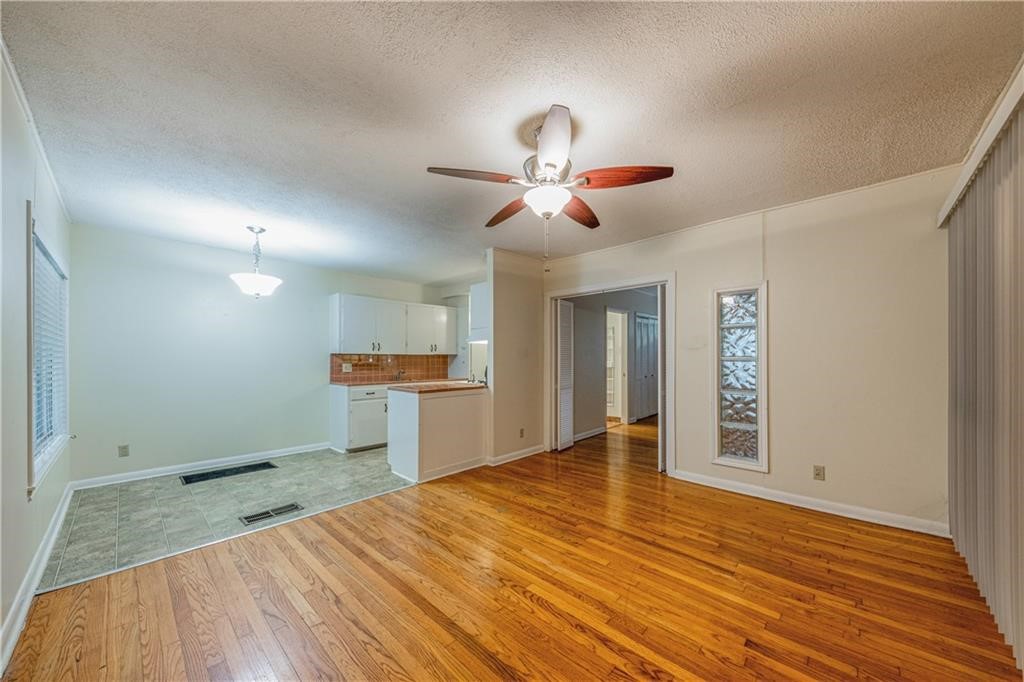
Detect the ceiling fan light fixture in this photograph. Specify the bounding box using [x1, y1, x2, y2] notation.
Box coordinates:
[524, 185, 571, 218]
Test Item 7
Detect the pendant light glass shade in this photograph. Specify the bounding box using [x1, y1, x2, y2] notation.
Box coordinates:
[231, 225, 282, 297]
[524, 185, 571, 217]
[230, 271, 282, 297]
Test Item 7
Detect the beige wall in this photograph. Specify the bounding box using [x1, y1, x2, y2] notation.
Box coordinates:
[1, 60, 72, 653]
[545, 167, 957, 525]
[488, 249, 544, 458]
[69, 223, 440, 481]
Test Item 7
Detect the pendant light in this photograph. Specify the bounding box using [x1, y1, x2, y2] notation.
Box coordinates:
[230, 225, 282, 297]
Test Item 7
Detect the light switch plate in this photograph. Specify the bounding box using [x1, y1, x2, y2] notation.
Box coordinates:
[342, 363, 353, 372]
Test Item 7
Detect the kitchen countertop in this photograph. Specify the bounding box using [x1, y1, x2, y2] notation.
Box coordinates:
[388, 381, 487, 394]
[331, 377, 468, 387]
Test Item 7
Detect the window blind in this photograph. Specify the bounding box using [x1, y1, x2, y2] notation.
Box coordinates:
[946, 101, 1023, 668]
[32, 234, 68, 479]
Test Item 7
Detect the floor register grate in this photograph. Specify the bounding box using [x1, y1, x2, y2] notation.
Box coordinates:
[239, 503, 304, 526]
[179, 461, 278, 485]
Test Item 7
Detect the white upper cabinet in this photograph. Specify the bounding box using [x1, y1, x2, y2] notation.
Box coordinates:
[406, 304, 456, 354]
[468, 281, 490, 343]
[330, 294, 407, 354]
[375, 299, 408, 354]
[331, 294, 455, 355]
[406, 304, 436, 354]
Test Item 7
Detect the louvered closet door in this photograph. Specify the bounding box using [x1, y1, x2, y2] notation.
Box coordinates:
[634, 314, 658, 419]
[557, 300, 574, 450]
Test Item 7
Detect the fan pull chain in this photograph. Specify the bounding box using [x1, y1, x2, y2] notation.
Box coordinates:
[543, 215, 550, 261]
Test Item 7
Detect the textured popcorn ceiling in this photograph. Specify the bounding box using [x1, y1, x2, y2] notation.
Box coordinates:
[3, 2, 1022, 283]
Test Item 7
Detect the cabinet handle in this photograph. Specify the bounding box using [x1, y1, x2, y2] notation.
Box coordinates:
[384, 402, 388, 413]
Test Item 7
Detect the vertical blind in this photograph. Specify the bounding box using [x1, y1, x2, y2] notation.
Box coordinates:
[32, 234, 68, 478]
[946, 101, 1022, 668]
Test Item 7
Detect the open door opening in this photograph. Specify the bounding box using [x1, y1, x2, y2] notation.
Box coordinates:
[551, 283, 668, 473]
[605, 310, 628, 431]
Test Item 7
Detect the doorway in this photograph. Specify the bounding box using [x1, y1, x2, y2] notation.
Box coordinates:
[549, 278, 673, 473]
[605, 310, 628, 429]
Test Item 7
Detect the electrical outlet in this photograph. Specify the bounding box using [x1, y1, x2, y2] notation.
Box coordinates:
[118, 444, 130, 458]
[519, 428, 524, 438]
[342, 363, 353, 373]
[813, 465, 826, 481]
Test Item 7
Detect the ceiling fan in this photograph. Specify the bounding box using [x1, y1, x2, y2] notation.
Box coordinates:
[427, 105, 674, 230]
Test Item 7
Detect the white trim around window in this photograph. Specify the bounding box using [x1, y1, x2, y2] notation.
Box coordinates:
[711, 282, 768, 473]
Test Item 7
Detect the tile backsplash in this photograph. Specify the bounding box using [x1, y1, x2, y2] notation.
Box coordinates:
[330, 354, 452, 385]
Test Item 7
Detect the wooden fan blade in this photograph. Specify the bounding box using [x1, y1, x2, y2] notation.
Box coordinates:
[574, 165, 674, 189]
[563, 195, 599, 229]
[485, 197, 527, 227]
[427, 167, 519, 184]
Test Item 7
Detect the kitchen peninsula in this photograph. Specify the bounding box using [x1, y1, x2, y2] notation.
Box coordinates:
[387, 382, 488, 482]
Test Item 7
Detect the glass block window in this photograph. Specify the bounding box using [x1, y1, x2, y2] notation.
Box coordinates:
[714, 286, 767, 471]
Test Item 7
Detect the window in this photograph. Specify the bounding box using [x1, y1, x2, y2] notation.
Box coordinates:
[713, 284, 767, 472]
[32, 234, 69, 483]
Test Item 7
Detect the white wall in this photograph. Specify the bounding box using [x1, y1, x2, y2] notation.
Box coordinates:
[488, 249, 543, 459]
[545, 167, 957, 527]
[566, 289, 657, 438]
[1, 58, 72, 662]
[68, 223, 440, 481]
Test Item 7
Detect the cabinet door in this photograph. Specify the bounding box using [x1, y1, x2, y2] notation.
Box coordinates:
[375, 299, 408, 354]
[469, 282, 490, 337]
[435, 306, 457, 354]
[349, 399, 387, 449]
[341, 295, 378, 353]
[405, 304, 436, 354]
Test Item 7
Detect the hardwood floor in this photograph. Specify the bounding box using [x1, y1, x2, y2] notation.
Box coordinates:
[6, 418, 1020, 680]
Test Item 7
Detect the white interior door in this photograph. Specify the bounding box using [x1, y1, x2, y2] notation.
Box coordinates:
[634, 313, 658, 419]
[556, 299, 574, 450]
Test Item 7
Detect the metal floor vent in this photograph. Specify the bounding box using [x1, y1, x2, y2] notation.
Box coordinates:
[239, 503, 304, 526]
[180, 461, 277, 485]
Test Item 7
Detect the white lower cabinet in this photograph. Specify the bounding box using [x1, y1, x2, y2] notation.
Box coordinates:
[330, 385, 389, 451]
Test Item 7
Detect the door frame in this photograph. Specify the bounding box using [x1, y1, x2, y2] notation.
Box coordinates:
[544, 273, 675, 474]
[605, 308, 630, 424]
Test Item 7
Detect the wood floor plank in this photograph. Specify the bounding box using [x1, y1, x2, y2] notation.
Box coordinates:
[5, 417, 1021, 680]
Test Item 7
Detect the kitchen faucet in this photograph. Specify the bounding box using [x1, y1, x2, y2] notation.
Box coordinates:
[394, 368, 406, 381]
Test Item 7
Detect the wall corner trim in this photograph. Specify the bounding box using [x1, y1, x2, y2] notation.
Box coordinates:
[0, 38, 72, 223]
[668, 469, 950, 538]
[938, 54, 1024, 227]
[1, 483, 74, 675]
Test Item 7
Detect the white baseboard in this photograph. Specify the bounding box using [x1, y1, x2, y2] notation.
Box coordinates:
[72, 441, 331, 490]
[490, 444, 545, 466]
[668, 470, 950, 538]
[1, 482, 74, 674]
[574, 426, 606, 442]
[419, 457, 486, 483]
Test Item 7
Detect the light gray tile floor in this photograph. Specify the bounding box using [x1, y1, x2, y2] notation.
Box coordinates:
[38, 447, 408, 592]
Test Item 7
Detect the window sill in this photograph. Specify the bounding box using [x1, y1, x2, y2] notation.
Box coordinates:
[712, 454, 768, 474]
[30, 434, 70, 497]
